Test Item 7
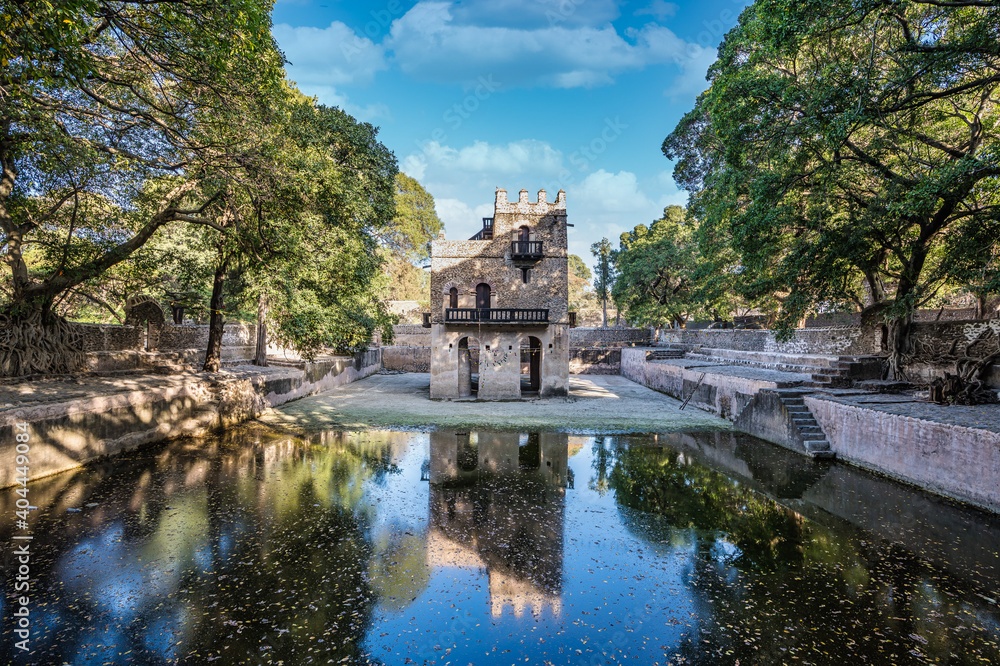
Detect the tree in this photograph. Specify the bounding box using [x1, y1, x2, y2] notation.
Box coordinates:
[664, 0, 1000, 378]
[613, 206, 701, 328]
[386, 173, 443, 262]
[591, 238, 616, 327]
[381, 173, 440, 309]
[0, 0, 280, 375]
[568, 254, 597, 312]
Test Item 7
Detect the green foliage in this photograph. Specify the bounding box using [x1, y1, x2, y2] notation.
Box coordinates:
[387, 173, 443, 262]
[590, 238, 616, 326]
[568, 254, 598, 312]
[1, 0, 282, 315]
[568, 254, 592, 282]
[664, 0, 1000, 342]
[614, 206, 699, 327]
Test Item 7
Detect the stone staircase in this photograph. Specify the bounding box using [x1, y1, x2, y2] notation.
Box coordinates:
[777, 391, 834, 459]
[646, 348, 686, 361]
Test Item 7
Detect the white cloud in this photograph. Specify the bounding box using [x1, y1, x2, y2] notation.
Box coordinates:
[415, 140, 565, 175]
[449, 0, 621, 28]
[564, 169, 669, 257]
[274, 21, 387, 86]
[273, 21, 391, 121]
[635, 1, 679, 20]
[385, 2, 702, 89]
[435, 198, 495, 240]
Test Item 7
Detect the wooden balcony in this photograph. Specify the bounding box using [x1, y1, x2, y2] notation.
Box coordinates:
[510, 240, 543, 259]
[445, 308, 549, 324]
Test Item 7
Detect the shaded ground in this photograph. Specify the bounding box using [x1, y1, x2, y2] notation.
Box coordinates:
[262, 373, 733, 433]
[0, 365, 300, 413]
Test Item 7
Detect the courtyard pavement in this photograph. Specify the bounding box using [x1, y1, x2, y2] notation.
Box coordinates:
[261, 372, 733, 434]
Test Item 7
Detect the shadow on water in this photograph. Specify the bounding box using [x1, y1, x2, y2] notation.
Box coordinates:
[0, 424, 998, 664]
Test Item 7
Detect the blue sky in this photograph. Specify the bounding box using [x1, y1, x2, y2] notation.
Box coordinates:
[272, 0, 751, 263]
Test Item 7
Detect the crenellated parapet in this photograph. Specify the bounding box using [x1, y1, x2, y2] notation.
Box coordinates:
[493, 187, 567, 215]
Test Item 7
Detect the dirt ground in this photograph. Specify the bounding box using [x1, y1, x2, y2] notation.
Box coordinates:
[261, 372, 732, 434]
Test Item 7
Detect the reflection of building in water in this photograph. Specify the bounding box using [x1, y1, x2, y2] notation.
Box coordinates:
[427, 431, 568, 618]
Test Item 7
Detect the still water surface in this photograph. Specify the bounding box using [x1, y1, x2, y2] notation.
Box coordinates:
[2, 426, 1000, 664]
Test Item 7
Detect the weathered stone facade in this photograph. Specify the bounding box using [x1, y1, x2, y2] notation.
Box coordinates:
[429, 188, 570, 399]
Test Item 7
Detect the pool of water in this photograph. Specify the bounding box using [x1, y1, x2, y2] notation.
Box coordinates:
[2, 426, 999, 664]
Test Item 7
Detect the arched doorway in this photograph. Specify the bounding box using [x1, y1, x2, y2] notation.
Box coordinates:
[475, 283, 491, 310]
[449, 286, 459, 309]
[458, 336, 479, 397]
[518, 225, 530, 242]
[520, 336, 542, 394]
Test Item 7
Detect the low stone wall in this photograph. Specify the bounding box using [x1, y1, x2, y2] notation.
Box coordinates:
[805, 396, 1000, 513]
[78, 323, 143, 352]
[73, 322, 259, 372]
[392, 325, 432, 347]
[657, 326, 881, 356]
[77, 321, 256, 352]
[383, 345, 621, 375]
[570, 348, 620, 374]
[383, 346, 431, 373]
[158, 322, 256, 351]
[570, 327, 652, 347]
[0, 350, 381, 488]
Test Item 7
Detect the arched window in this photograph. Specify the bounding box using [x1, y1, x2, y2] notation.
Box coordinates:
[449, 286, 459, 308]
[476, 283, 491, 309]
[518, 225, 530, 242]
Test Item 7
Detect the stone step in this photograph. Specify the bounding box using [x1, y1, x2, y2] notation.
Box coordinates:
[805, 440, 835, 459]
[799, 425, 823, 434]
[800, 432, 827, 441]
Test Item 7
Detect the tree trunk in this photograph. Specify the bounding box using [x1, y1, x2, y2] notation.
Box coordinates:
[254, 291, 268, 367]
[601, 295, 608, 328]
[976, 294, 987, 320]
[886, 312, 914, 381]
[203, 254, 230, 372]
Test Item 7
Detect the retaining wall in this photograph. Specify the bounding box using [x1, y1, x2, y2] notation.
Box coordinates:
[0, 350, 381, 488]
[805, 396, 1000, 513]
[620, 348, 789, 420]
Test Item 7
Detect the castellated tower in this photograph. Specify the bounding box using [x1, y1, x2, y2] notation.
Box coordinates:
[428, 188, 570, 399]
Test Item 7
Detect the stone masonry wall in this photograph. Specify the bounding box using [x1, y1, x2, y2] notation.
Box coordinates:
[658, 327, 881, 356]
[429, 188, 570, 325]
[570, 327, 652, 347]
[77, 322, 256, 353]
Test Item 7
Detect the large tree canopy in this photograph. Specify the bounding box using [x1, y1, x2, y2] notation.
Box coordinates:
[664, 0, 1000, 374]
[1, 0, 282, 374]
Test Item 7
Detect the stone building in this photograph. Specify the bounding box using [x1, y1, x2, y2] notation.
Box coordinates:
[429, 187, 570, 399]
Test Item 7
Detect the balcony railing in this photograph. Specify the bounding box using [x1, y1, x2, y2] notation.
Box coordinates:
[469, 217, 494, 240]
[510, 240, 543, 259]
[445, 308, 549, 324]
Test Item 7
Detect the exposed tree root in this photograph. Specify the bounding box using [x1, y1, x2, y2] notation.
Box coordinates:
[0, 310, 87, 377]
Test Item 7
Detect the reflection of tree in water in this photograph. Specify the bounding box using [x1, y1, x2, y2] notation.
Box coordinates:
[597, 438, 806, 568]
[596, 437, 1000, 665]
[0, 426, 415, 664]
